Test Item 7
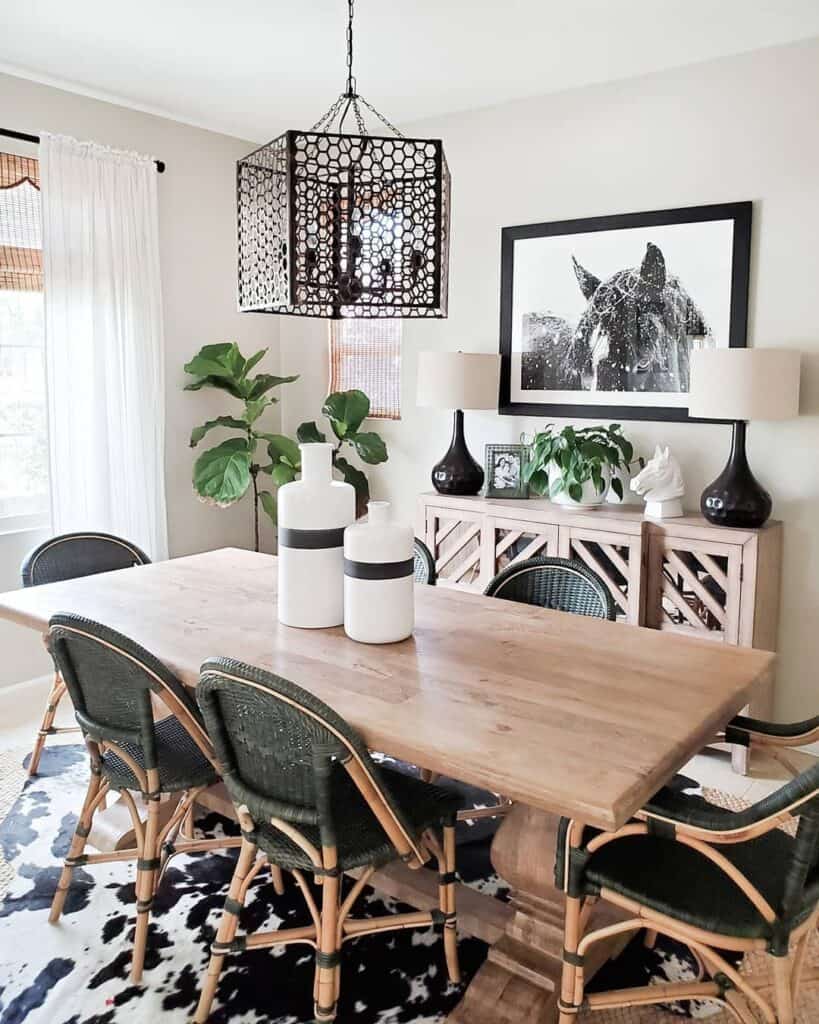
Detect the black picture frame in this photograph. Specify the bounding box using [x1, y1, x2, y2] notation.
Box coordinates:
[498, 201, 752, 423]
[484, 444, 529, 499]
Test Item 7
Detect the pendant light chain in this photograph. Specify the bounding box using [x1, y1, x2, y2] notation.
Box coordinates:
[308, 0, 404, 138]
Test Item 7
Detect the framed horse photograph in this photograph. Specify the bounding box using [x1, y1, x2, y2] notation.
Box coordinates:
[498, 201, 752, 422]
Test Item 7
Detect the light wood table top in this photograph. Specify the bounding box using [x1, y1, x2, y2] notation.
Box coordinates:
[0, 547, 774, 830]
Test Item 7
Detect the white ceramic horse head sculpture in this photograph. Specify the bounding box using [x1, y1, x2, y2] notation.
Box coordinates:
[630, 445, 685, 518]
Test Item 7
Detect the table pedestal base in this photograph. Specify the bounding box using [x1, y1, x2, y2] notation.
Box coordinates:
[449, 804, 628, 1024]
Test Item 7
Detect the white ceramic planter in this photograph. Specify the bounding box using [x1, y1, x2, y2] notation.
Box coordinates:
[277, 443, 355, 628]
[548, 462, 610, 508]
[344, 501, 414, 644]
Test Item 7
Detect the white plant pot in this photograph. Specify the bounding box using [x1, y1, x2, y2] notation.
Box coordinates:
[277, 443, 355, 628]
[548, 462, 609, 508]
[344, 501, 414, 644]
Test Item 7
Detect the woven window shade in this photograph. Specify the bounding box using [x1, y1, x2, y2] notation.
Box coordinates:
[0, 152, 42, 292]
[328, 319, 402, 420]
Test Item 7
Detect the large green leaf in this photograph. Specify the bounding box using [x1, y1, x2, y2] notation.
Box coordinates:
[263, 434, 302, 469]
[244, 398, 271, 425]
[193, 438, 252, 506]
[247, 373, 300, 400]
[184, 343, 246, 381]
[258, 490, 277, 524]
[322, 390, 369, 438]
[243, 348, 268, 376]
[349, 431, 387, 465]
[334, 455, 369, 517]
[271, 463, 297, 486]
[297, 421, 327, 444]
[189, 416, 247, 448]
[184, 375, 245, 400]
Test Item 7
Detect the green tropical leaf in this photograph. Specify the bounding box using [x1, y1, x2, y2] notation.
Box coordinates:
[334, 455, 370, 517]
[265, 434, 302, 469]
[271, 463, 297, 486]
[611, 477, 624, 501]
[568, 482, 583, 503]
[528, 468, 549, 495]
[244, 398, 271, 425]
[297, 421, 327, 444]
[184, 342, 245, 381]
[193, 438, 252, 506]
[247, 373, 300, 400]
[350, 431, 387, 465]
[184, 375, 246, 399]
[244, 348, 268, 376]
[189, 416, 247, 447]
[258, 489, 277, 524]
[322, 390, 370, 438]
[549, 476, 565, 499]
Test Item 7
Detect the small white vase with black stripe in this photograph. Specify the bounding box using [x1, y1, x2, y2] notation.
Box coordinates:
[344, 501, 414, 644]
[277, 442, 355, 628]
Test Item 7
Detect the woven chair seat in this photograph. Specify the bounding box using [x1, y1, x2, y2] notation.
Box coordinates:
[101, 715, 218, 793]
[556, 792, 819, 940]
[246, 766, 461, 872]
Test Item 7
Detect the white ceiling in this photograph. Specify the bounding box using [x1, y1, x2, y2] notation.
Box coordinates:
[3, 0, 819, 143]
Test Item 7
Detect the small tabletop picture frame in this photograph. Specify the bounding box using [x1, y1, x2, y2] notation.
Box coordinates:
[484, 444, 529, 499]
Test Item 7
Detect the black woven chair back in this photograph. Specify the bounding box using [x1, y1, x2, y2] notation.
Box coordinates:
[413, 538, 436, 585]
[197, 658, 427, 860]
[484, 556, 616, 620]
[22, 532, 150, 588]
[48, 614, 208, 770]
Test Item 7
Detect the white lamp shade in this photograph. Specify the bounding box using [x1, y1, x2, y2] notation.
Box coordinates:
[416, 351, 500, 410]
[688, 348, 800, 421]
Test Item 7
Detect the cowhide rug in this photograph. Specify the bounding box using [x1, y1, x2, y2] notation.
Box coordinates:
[0, 746, 721, 1023]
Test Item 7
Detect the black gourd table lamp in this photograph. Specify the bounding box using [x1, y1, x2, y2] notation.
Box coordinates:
[417, 351, 500, 495]
[688, 348, 800, 528]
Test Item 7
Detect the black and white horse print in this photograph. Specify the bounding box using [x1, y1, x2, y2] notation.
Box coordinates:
[0, 748, 724, 1023]
[521, 242, 712, 394]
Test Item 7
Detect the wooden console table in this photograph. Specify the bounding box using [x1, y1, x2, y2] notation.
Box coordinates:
[419, 493, 782, 768]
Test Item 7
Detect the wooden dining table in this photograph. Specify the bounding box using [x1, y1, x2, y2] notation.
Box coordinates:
[0, 546, 775, 1023]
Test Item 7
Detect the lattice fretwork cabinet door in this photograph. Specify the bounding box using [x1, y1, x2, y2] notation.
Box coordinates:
[558, 525, 645, 624]
[645, 534, 743, 644]
[423, 505, 488, 592]
[488, 517, 559, 579]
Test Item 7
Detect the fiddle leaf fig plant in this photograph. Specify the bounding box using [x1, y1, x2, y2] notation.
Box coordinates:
[185, 342, 388, 548]
[523, 423, 642, 503]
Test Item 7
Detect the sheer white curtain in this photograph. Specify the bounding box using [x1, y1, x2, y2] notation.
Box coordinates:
[40, 133, 168, 560]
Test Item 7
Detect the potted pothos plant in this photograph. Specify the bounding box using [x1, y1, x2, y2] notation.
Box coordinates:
[185, 342, 388, 549]
[523, 424, 641, 507]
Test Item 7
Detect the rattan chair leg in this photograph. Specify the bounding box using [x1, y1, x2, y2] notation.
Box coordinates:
[270, 863, 285, 896]
[29, 674, 79, 776]
[49, 770, 104, 922]
[193, 837, 259, 1024]
[772, 954, 795, 1024]
[131, 774, 161, 983]
[558, 894, 584, 1023]
[440, 823, 460, 984]
[314, 846, 341, 1023]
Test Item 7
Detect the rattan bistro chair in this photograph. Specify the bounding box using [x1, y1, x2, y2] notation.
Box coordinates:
[413, 537, 437, 585]
[555, 763, 819, 1023]
[47, 614, 244, 983]
[22, 532, 151, 775]
[484, 555, 616, 620]
[193, 658, 462, 1024]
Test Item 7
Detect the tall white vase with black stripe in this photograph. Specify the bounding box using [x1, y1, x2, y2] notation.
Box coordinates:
[277, 443, 355, 628]
[344, 501, 414, 644]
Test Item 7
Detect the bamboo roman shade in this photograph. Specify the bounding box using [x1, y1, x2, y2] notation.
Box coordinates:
[0, 152, 42, 292]
[328, 319, 402, 420]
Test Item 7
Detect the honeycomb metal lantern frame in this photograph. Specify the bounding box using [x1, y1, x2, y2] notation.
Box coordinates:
[237, 128, 450, 319]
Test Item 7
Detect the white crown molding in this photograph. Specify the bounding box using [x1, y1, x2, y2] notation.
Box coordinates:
[0, 61, 258, 143]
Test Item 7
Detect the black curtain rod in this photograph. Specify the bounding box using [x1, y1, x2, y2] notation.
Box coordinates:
[0, 127, 166, 173]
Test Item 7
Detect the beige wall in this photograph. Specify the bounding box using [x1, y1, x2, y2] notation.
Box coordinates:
[281, 38, 819, 720]
[0, 73, 281, 685]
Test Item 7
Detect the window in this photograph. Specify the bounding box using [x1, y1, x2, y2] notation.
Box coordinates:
[328, 319, 402, 420]
[0, 150, 49, 531]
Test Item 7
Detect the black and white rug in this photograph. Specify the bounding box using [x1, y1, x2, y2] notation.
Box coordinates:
[0, 746, 718, 1023]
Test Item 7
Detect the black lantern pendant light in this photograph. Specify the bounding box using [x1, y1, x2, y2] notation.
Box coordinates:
[237, 0, 450, 319]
